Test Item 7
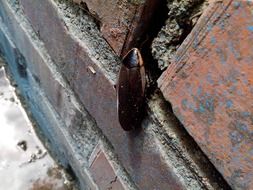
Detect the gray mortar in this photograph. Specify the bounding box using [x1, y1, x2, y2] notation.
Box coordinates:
[55, 0, 120, 83]
[152, 0, 209, 70]
[150, 1, 230, 188]
[147, 91, 230, 190]
[1, 0, 230, 189]
[0, 1, 138, 189]
[128, 0, 145, 5]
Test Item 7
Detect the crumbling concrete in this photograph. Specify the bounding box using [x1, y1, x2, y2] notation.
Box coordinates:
[152, 0, 209, 70]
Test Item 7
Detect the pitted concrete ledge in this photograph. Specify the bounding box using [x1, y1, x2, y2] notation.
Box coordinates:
[0, 0, 230, 189]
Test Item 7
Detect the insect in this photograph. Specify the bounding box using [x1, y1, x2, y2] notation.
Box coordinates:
[117, 48, 146, 131]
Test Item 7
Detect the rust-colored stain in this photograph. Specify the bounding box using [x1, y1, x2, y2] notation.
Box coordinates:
[158, 0, 253, 189]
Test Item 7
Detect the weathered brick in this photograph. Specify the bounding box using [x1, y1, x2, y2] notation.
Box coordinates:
[89, 144, 125, 190]
[158, 1, 253, 189]
[72, 0, 161, 55]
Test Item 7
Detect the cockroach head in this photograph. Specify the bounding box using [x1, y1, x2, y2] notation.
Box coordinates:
[122, 48, 143, 68]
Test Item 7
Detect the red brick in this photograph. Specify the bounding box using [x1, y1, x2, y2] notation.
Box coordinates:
[18, 1, 187, 189]
[158, 1, 253, 189]
[72, 0, 160, 55]
[89, 144, 125, 190]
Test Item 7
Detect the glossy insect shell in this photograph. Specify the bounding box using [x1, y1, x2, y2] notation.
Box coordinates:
[117, 48, 146, 131]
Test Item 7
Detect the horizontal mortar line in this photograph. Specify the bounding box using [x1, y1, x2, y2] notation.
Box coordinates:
[53, 0, 120, 84]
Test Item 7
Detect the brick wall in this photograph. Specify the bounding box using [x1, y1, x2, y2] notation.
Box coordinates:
[0, 0, 235, 189]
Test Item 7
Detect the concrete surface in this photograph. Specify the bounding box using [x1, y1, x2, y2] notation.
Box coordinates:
[0, 65, 77, 190]
[152, 0, 209, 70]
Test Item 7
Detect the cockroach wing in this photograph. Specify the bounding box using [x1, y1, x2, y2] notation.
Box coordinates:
[117, 48, 146, 131]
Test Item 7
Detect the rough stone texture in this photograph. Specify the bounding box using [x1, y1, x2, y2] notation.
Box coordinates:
[152, 0, 209, 70]
[158, 1, 253, 189]
[0, 0, 231, 189]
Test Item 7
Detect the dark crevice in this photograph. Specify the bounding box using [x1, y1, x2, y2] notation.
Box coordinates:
[15, 48, 27, 79]
[174, 5, 203, 46]
[65, 164, 77, 181]
[137, 0, 168, 98]
[134, 0, 232, 189]
[177, 22, 193, 44]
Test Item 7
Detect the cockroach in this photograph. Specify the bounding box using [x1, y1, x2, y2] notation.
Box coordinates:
[117, 48, 146, 131]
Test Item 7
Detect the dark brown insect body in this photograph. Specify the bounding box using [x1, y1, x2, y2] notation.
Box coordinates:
[117, 48, 146, 131]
